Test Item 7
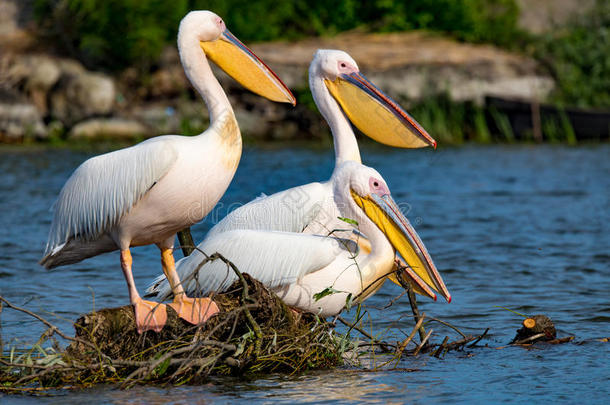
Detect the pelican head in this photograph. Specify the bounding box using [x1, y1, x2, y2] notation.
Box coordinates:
[334, 162, 451, 302]
[311, 49, 435, 148]
[180, 11, 295, 105]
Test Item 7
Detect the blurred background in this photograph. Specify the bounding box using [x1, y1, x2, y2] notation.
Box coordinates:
[0, 0, 608, 144]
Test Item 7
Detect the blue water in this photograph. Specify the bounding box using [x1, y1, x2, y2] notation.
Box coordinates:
[1, 143, 609, 403]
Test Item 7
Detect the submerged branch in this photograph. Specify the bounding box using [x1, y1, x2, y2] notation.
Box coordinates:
[468, 328, 490, 348]
[337, 316, 393, 353]
[396, 312, 426, 358]
[432, 336, 449, 358]
[406, 285, 426, 344]
[413, 329, 433, 356]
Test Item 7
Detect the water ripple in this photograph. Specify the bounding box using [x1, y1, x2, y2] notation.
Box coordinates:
[1, 144, 609, 403]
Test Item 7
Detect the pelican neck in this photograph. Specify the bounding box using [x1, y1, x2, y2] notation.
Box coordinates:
[310, 70, 361, 166]
[178, 32, 234, 126]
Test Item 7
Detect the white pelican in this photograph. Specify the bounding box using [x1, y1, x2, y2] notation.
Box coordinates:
[40, 10, 295, 333]
[149, 50, 450, 311]
[152, 161, 447, 316]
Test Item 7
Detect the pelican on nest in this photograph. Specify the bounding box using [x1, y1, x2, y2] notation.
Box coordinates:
[153, 161, 446, 316]
[149, 50, 450, 315]
[40, 10, 295, 333]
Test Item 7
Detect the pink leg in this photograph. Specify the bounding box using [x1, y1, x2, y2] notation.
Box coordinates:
[120, 249, 167, 333]
[160, 248, 219, 325]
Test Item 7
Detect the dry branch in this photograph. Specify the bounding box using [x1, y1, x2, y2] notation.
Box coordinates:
[0, 273, 340, 392]
[337, 316, 393, 352]
[413, 329, 433, 356]
[433, 336, 450, 358]
[396, 312, 426, 358]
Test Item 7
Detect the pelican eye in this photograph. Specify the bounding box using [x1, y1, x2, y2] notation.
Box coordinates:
[373, 181, 379, 187]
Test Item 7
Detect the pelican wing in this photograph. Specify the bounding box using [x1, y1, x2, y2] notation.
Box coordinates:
[206, 181, 333, 237]
[151, 229, 354, 300]
[44, 137, 178, 253]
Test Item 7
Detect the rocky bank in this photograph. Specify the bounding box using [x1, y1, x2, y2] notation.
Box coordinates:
[0, 1, 558, 142]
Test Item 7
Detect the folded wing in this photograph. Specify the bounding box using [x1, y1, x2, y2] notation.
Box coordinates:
[150, 229, 354, 300]
[44, 138, 178, 256]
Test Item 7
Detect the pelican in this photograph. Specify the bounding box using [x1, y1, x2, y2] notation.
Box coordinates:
[40, 10, 295, 333]
[149, 50, 450, 311]
[153, 161, 447, 316]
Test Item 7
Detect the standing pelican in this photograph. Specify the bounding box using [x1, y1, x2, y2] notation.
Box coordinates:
[153, 162, 446, 315]
[149, 50, 450, 309]
[40, 10, 295, 333]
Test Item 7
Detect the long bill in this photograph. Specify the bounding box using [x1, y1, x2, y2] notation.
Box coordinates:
[200, 30, 296, 105]
[351, 190, 451, 303]
[325, 72, 436, 148]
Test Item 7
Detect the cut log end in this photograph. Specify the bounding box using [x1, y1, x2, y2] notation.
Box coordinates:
[523, 318, 536, 329]
[512, 314, 557, 344]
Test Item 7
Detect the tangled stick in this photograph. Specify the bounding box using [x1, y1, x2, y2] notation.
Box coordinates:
[0, 269, 340, 393]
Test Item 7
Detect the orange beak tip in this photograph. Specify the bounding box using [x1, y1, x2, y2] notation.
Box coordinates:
[432, 140, 437, 149]
[447, 295, 452, 304]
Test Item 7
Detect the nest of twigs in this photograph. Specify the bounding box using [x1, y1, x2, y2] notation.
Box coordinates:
[0, 272, 341, 392]
[1, 254, 497, 395]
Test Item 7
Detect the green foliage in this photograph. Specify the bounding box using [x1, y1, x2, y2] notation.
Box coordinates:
[540, 110, 577, 144]
[337, 216, 358, 226]
[194, 0, 522, 45]
[359, 0, 522, 46]
[489, 107, 515, 142]
[407, 95, 472, 144]
[34, 0, 522, 71]
[535, 0, 610, 108]
[405, 95, 582, 144]
[313, 287, 342, 302]
[34, 0, 188, 70]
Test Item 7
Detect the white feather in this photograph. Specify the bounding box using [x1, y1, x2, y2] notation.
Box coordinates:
[152, 229, 354, 300]
[206, 181, 333, 238]
[44, 137, 178, 254]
